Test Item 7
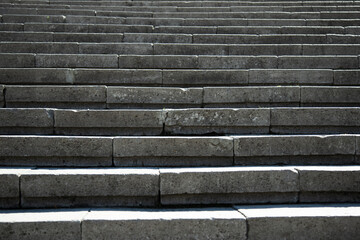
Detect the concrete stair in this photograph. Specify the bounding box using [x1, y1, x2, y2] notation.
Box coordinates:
[1, 0, 360, 239]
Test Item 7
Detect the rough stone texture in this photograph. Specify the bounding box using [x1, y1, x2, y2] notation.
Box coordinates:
[0, 136, 113, 167]
[0, 168, 32, 208]
[53, 33, 123, 43]
[21, 168, 159, 207]
[163, 70, 248, 86]
[0, 53, 35, 68]
[236, 204, 360, 240]
[334, 70, 360, 85]
[278, 56, 358, 69]
[154, 43, 228, 55]
[118, 55, 198, 69]
[107, 87, 202, 108]
[66, 15, 125, 24]
[0, 85, 4, 108]
[6, 85, 107, 108]
[301, 86, 360, 106]
[165, 108, 270, 135]
[2, 14, 66, 23]
[113, 137, 233, 167]
[160, 167, 299, 205]
[0, 209, 88, 240]
[271, 107, 360, 134]
[234, 135, 356, 165]
[229, 44, 302, 55]
[204, 86, 300, 107]
[198, 56, 277, 69]
[54, 110, 164, 135]
[73, 69, 162, 85]
[36, 54, 118, 68]
[123, 33, 192, 43]
[83, 208, 246, 240]
[302, 44, 360, 55]
[0, 108, 53, 134]
[297, 166, 360, 203]
[0, 42, 78, 54]
[79, 43, 152, 55]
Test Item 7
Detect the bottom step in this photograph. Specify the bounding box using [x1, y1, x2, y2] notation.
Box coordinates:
[1, 204, 360, 240]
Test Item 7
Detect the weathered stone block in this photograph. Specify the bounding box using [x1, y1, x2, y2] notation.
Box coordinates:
[271, 108, 360, 134]
[66, 15, 125, 24]
[301, 86, 360, 106]
[123, 33, 192, 43]
[36, 54, 118, 68]
[0, 209, 87, 240]
[154, 43, 228, 55]
[107, 87, 202, 108]
[229, 44, 302, 55]
[154, 26, 217, 34]
[0, 85, 4, 108]
[165, 108, 270, 134]
[302, 44, 360, 55]
[2, 14, 66, 23]
[118, 55, 198, 69]
[0, 42, 78, 54]
[79, 43, 152, 55]
[88, 24, 153, 33]
[278, 56, 358, 69]
[6, 86, 107, 108]
[21, 168, 159, 207]
[198, 56, 277, 69]
[83, 208, 246, 240]
[0, 31, 53, 42]
[163, 70, 248, 86]
[113, 137, 233, 167]
[234, 135, 356, 165]
[204, 86, 300, 107]
[0, 136, 113, 167]
[334, 70, 360, 85]
[53, 33, 123, 43]
[236, 204, 360, 240]
[0, 108, 53, 134]
[0, 23, 24, 31]
[54, 110, 164, 135]
[0, 53, 35, 68]
[298, 166, 360, 203]
[160, 167, 299, 205]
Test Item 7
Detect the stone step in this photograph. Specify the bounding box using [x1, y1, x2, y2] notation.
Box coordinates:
[1, 107, 360, 135]
[0, 166, 359, 207]
[0, 135, 358, 167]
[2, 204, 360, 239]
[2, 53, 357, 69]
[3, 42, 360, 56]
[1, 68, 359, 86]
[2, 86, 360, 108]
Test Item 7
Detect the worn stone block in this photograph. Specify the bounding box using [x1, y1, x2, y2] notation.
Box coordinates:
[154, 26, 217, 34]
[73, 69, 162, 85]
[0, 209, 88, 240]
[0, 42, 78, 54]
[0, 85, 4, 108]
[0, 53, 35, 68]
[0, 23, 24, 31]
[234, 135, 356, 165]
[36, 54, 118, 68]
[83, 208, 246, 240]
[0, 108, 53, 134]
[54, 110, 164, 135]
[303, 44, 360, 55]
[271, 108, 360, 134]
[80, 43, 152, 55]
[107, 87, 202, 108]
[248, 19, 305, 26]
[0, 136, 113, 167]
[278, 56, 358, 69]
[163, 70, 248, 86]
[53, 33, 123, 43]
[0, 31, 53, 42]
[217, 26, 281, 34]
[229, 44, 302, 55]
[198, 56, 277, 69]
[66, 15, 125, 24]
[334, 70, 360, 85]
[123, 33, 192, 43]
[249, 69, 333, 85]
[6, 86, 107, 109]
[165, 108, 270, 135]
[25, 23, 89, 33]
[118, 55, 198, 69]
[154, 43, 228, 55]
[301, 86, 360, 106]
[204, 86, 300, 107]
[88, 24, 153, 33]
[236, 204, 360, 240]
[21, 168, 159, 207]
[2, 14, 66, 23]
[160, 167, 298, 205]
[280, 26, 344, 34]
[298, 166, 360, 203]
[113, 137, 233, 167]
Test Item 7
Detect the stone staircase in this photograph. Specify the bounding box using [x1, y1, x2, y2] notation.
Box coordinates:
[1, 0, 360, 239]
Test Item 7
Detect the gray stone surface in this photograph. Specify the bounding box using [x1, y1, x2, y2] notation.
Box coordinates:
[0, 209, 88, 240]
[165, 108, 270, 134]
[0, 85, 4, 108]
[160, 167, 299, 205]
[301, 86, 360, 106]
[236, 204, 360, 240]
[118, 55, 198, 69]
[302, 44, 360, 55]
[249, 69, 333, 85]
[0, 23, 24, 31]
[0, 108, 53, 134]
[2, 14, 66, 23]
[113, 137, 233, 167]
[198, 56, 277, 69]
[79, 43, 153, 55]
[53, 33, 123, 43]
[21, 168, 159, 207]
[271, 108, 360, 134]
[0, 136, 113, 167]
[83, 208, 246, 240]
[0, 42, 78, 54]
[204, 86, 300, 107]
[54, 110, 164, 135]
[24, 23, 89, 33]
[107, 87, 202, 108]
[154, 43, 228, 55]
[278, 56, 358, 69]
[297, 166, 360, 203]
[6, 85, 107, 108]
[0, 53, 35, 68]
[234, 135, 356, 165]
[334, 70, 360, 85]
[229, 44, 302, 55]
[123, 33, 192, 43]
[163, 70, 248, 86]
[36, 54, 118, 68]
[0, 31, 53, 42]
[66, 15, 125, 24]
